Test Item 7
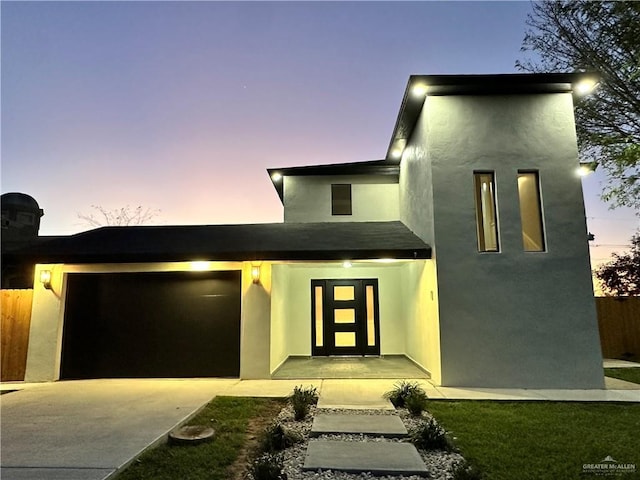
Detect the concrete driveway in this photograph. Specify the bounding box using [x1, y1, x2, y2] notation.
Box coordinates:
[2, 374, 637, 480]
[0, 379, 244, 480]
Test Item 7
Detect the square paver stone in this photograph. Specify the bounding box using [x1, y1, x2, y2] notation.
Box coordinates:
[311, 414, 408, 437]
[304, 440, 428, 477]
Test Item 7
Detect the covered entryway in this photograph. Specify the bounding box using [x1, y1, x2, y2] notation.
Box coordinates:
[311, 279, 380, 356]
[60, 270, 241, 379]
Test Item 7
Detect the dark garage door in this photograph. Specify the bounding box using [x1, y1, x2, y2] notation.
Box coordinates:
[60, 270, 241, 379]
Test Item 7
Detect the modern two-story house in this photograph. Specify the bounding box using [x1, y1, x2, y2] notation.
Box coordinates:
[16, 72, 605, 389]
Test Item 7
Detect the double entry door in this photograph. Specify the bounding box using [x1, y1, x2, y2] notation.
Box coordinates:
[311, 279, 380, 356]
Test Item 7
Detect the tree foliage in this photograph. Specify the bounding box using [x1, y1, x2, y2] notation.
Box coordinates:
[517, 1, 640, 212]
[595, 232, 640, 296]
[77, 205, 160, 227]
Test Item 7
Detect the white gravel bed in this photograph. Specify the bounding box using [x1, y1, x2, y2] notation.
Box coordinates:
[252, 404, 465, 480]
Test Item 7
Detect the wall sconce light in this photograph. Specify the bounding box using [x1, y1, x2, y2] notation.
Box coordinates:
[40, 270, 52, 290]
[578, 161, 598, 177]
[251, 264, 261, 284]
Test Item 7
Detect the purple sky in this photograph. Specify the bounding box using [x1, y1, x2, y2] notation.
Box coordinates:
[2, 1, 637, 266]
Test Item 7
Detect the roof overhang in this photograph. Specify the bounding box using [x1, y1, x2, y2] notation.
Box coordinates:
[386, 72, 600, 161]
[267, 159, 399, 202]
[3, 221, 431, 264]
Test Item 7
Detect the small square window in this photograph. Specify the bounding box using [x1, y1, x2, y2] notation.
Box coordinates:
[331, 184, 352, 215]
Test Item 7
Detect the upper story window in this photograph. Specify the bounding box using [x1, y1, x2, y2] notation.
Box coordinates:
[517, 171, 545, 252]
[474, 172, 499, 252]
[331, 184, 352, 215]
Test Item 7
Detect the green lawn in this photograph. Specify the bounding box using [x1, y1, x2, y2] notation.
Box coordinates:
[114, 396, 284, 480]
[605, 368, 640, 385]
[427, 401, 640, 480]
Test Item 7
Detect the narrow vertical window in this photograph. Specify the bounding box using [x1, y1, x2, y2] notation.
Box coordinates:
[314, 286, 323, 347]
[366, 285, 376, 347]
[474, 172, 499, 252]
[331, 184, 352, 215]
[517, 171, 545, 252]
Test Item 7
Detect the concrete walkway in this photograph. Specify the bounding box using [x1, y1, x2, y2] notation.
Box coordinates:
[1, 366, 639, 480]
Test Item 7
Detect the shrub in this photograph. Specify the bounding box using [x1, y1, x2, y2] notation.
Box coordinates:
[260, 423, 301, 453]
[384, 380, 423, 408]
[248, 452, 287, 480]
[289, 385, 318, 420]
[410, 417, 450, 451]
[405, 389, 429, 416]
[452, 460, 482, 480]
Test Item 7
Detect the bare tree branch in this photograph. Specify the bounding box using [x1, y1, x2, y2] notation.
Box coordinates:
[77, 205, 160, 227]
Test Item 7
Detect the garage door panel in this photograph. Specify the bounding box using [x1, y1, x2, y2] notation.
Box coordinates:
[61, 271, 241, 379]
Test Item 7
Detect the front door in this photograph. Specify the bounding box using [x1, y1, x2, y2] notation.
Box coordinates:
[311, 279, 380, 356]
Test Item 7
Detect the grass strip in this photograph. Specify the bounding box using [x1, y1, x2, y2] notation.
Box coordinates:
[114, 396, 283, 480]
[605, 367, 640, 385]
[427, 401, 640, 480]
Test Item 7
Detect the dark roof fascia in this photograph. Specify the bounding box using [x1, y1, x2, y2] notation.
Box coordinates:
[4, 222, 431, 264]
[6, 248, 431, 265]
[267, 159, 399, 202]
[386, 72, 600, 161]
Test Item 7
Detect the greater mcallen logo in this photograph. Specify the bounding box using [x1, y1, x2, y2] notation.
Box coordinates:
[583, 456, 636, 476]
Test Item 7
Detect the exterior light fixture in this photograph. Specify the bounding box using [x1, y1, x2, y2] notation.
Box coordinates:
[390, 139, 407, 160]
[271, 172, 282, 181]
[343, 261, 352, 268]
[251, 264, 261, 284]
[411, 83, 428, 97]
[578, 161, 598, 177]
[40, 270, 52, 290]
[375, 258, 397, 264]
[575, 79, 598, 95]
[190, 261, 210, 271]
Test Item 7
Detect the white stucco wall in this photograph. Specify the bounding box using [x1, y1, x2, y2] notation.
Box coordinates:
[269, 263, 408, 370]
[402, 260, 441, 384]
[240, 262, 272, 379]
[283, 175, 400, 223]
[270, 264, 290, 372]
[24, 261, 273, 381]
[24, 265, 66, 382]
[402, 93, 604, 388]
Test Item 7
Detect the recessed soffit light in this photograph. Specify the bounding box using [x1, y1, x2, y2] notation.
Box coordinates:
[411, 83, 428, 97]
[575, 79, 598, 95]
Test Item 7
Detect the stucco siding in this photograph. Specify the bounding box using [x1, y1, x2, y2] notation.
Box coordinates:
[284, 175, 399, 223]
[270, 263, 408, 361]
[240, 262, 271, 379]
[402, 260, 441, 383]
[270, 264, 289, 372]
[418, 93, 604, 388]
[399, 98, 435, 247]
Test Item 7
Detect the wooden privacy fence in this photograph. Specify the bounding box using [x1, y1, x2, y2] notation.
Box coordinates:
[596, 297, 640, 360]
[1, 289, 33, 381]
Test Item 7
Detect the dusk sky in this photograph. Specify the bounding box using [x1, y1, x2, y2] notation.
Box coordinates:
[2, 1, 638, 267]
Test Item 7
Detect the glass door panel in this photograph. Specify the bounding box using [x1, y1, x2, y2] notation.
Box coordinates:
[311, 279, 380, 356]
